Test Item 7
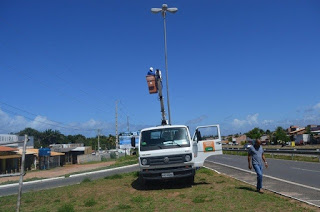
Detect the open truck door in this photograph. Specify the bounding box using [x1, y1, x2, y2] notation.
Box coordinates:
[192, 125, 223, 167]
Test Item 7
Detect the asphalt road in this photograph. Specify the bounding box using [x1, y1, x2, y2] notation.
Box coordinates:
[207, 154, 320, 189]
[0, 164, 139, 197]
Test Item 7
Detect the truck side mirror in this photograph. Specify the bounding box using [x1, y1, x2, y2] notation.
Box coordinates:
[196, 130, 202, 142]
[131, 137, 136, 147]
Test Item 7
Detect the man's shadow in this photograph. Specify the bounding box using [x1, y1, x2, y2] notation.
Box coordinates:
[131, 178, 209, 191]
[236, 186, 256, 192]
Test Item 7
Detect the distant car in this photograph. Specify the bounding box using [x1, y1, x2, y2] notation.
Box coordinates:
[243, 143, 252, 149]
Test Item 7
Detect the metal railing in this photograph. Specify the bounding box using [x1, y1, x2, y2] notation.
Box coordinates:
[223, 148, 320, 155]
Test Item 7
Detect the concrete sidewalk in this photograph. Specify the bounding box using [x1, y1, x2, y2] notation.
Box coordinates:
[204, 161, 320, 208]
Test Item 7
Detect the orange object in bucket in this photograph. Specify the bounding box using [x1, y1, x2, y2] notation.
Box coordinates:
[146, 75, 158, 94]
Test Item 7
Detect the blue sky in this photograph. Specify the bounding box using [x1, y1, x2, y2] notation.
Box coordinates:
[1, 0, 319, 137]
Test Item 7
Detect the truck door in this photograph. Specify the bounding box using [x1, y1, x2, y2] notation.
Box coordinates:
[192, 125, 223, 167]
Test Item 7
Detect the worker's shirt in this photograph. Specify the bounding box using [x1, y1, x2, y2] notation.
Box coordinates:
[248, 145, 264, 166]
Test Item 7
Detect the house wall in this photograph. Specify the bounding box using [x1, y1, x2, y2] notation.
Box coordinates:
[77, 154, 101, 164]
[295, 134, 310, 144]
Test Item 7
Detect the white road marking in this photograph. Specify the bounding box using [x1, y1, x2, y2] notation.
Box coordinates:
[291, 167, 320, 173]
[206, 161, 320, 192]
[203, 166, 220, 174]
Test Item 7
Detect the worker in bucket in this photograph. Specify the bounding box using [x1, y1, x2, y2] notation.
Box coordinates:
[147, 67, 155, 76]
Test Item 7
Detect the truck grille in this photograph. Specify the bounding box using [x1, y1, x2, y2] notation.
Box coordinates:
[148, 154, 185, 165]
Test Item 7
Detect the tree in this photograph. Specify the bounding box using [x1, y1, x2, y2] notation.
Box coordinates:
[246, 127, 263, 139]
[40, 129, 64, 147]
[274, 126, 289, 145]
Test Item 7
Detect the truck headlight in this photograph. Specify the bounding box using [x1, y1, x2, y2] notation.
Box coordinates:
[185, 154, 191, 162]
[141, 158, 148, 165]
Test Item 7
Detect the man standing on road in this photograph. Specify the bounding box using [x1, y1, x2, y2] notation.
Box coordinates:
[248, 138, 268, 193]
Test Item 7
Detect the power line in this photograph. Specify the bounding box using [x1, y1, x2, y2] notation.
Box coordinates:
[0, 103, 123, 134]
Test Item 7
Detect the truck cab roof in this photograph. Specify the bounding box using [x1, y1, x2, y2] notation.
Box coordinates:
[141, 125, 188, 132]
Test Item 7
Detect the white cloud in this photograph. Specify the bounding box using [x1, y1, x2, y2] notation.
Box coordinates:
[247, 113, 259, 125]
[232, 119, 247, 127]
[232, 113, 259, 128]
[0, 108, 111, 137]
[313, 102, 320, 110]
[261, 120, 274, 125]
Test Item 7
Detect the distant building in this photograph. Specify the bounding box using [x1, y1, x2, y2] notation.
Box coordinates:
[294, 134, 310, 145]
[0, 146, 20, 174]
[287, 126, 300, 133]
[235, 135, 247, 144]
[50, 144, 92, 164]
[289, 128, 306, 135]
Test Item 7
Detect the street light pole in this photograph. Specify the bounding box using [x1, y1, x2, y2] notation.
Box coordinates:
[151, 4, 178, 125]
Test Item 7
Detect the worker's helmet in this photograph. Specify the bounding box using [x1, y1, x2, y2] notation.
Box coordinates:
[149, 67, 154, 72]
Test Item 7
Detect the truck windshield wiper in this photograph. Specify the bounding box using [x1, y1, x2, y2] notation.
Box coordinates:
[164, 141, 181, 147]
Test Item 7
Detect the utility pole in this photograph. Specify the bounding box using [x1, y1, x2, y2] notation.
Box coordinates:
[97, 129, 101, 155]
[127, 116, 130, 132]
[151, 4, 178, 125]
[115, 100, 118, 151]
[16, 134, 28, 212]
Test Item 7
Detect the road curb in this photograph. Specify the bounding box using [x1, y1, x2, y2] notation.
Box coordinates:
[69, 164, 139, 178]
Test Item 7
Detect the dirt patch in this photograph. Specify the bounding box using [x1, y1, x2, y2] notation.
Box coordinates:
[0, 161, 116, 184]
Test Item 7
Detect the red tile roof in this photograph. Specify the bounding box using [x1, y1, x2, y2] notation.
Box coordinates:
[0, 146, 18, 152]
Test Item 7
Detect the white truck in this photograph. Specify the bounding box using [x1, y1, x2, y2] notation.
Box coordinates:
[131, 124, 222, 184]
[134, 68, 222, 184]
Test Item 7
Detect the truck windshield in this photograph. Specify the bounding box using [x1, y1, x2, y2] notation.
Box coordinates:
[140, 127, 190, 151]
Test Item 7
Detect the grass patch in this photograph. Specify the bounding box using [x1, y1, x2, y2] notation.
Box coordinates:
[57, 203, 75, 212]
[193, 194, 210, 203]
[104, 174, 123, 180]
[197, 167, 213, 176]
[81, 177, 91, 183]
[84, 198, 97, 207]
[0, 169, 317, 211]
[117, 204, 132, 210]
[131, 195, 152, 203]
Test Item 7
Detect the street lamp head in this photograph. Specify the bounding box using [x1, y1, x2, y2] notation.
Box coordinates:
[167, 8, 178, 13]
[151, 4, 178, 15]
[151, 8, 162, 13]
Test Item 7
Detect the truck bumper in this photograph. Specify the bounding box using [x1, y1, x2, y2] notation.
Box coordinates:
[140, 166, 195, 181]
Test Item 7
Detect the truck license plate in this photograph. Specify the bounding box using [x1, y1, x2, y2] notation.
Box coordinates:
[162, 172, 174, 178]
